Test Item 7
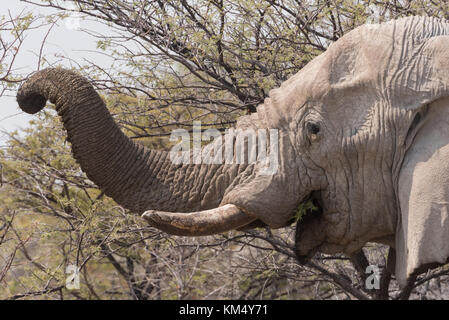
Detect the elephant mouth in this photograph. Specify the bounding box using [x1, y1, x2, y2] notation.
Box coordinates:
[294, 192, 325, 263]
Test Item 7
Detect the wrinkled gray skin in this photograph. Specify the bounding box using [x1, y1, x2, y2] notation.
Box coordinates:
[16, 16, 449, 287]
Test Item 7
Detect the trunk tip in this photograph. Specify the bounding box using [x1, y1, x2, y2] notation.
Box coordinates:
[17, 68, 62, 114]
[17, 91, 47, 114]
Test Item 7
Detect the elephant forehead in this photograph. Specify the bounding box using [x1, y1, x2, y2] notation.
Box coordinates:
[320, 16, 449, 105]
[262, 15, 449, 126]
[261, 53, 329, 127]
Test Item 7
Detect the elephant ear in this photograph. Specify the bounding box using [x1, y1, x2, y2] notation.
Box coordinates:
[396, 96, 449, 287]
[367, 19, 449, 287]
[395, 32, 449, 287]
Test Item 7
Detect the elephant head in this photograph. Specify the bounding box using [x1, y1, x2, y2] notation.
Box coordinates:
[16, 16, 449, 287]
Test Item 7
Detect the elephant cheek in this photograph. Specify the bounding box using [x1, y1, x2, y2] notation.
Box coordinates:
[220, 172, 302, 228]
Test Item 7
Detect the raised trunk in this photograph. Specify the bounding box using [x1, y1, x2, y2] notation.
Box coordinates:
[17, 68, 247, 214]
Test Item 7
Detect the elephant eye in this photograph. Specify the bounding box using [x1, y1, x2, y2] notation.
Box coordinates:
[306, 122, 321, 143]
[307, 122, 320, 135]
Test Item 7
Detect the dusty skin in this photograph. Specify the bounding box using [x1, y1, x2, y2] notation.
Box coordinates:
[16, 16, 449, 287]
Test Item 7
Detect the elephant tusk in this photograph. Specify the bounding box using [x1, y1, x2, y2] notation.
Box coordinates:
[142, 204, 256, 236]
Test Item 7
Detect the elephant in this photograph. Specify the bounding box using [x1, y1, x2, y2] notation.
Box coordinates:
[16, 15, 449, 288]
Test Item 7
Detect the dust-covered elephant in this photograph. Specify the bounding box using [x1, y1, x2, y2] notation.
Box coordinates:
[16, 16, 449, 287]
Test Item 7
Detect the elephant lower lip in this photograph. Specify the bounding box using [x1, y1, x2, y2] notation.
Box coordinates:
[295, 245, 320, 264]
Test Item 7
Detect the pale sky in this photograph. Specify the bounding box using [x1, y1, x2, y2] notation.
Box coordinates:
[0, 1, 114, 144]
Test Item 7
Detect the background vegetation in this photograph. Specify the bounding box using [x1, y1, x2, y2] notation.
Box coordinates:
[1, 0, 449, 300]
